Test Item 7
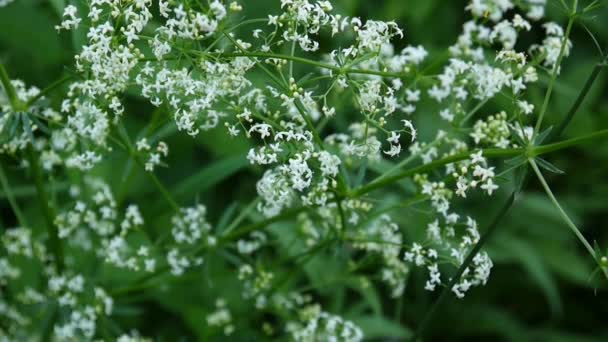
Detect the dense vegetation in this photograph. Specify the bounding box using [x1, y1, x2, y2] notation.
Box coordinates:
[1, 0, 608, 340]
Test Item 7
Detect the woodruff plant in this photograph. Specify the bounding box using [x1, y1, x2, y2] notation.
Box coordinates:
[1, 0, 607, 340]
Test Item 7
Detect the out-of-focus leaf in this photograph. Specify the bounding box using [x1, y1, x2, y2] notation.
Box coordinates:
[498, 235, 563, 316]
[172, 155, 249, 200]
[351, 315, 413, 340]
[345, 277, 382, 316]
[535, 157, 565, 175]
[71, 1, 90, 52]
[48, 0, 65, 16]
[0, 3, 63, 69]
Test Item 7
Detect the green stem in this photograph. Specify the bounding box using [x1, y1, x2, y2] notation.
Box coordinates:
[354, 128, 608, 197]
[0, 63, 25, 111]
[28, 145, 64, 271]
[528, 158, 607, 278]
[459, 98, 489, 127]
[146, 172, 180, 212]
[112, 206, 306, 297]
[25, 75, 73, 107]
[534, 2, 577, 137]
[220, 207, 306, 242]
[211, 51, 409, 78]
[411, 192, 516, 341]
[115, 122, 181, 212]
[352, 148, 522, 196]
[373, 140, 441, 183]
[553, 54, 607, 139]
[533, 128, 608, 155]
[0, 163, 28, 227]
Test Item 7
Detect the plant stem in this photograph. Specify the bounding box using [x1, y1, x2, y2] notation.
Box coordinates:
[352, 147, 522, 196]
[212, 51, 409, 78]
[25, 75, 73, 107]
[28, 145, 65, 271]
[0, 63, 25, 111]
[459, 98, 489, 126]
[220, 207, 306, 242]
[115, 122, 181, 212]
[146, 171, 181, 212]
[534, 2, 577, 137]
[0, 163, 28, 227]
[112, 206, 306, 297]
[552, 53, 607, 139]
[411, 191, 516, 341]
[528, 158, 607, 278]
[353, 128, 608, 197]
[533, 128, 608, 155]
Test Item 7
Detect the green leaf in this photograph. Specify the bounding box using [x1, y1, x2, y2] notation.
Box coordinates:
[504, 154, 527, 167]
[0, 3, 63, 69]
[345, 277, 382, 316]
[172, 155, 249, 201]
[48, 0, 66, 17]
[535, 157, 565, 174]
[70, 1, 90, 52]
[509, 126, 528, 146]
[351, 315, 413, 339]
[534, 126, 553, 146]
[499, 235, 563, 316]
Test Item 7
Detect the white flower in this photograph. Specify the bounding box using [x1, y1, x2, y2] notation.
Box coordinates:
[470, 150, 485, 164]
[481, 179, 499, 195]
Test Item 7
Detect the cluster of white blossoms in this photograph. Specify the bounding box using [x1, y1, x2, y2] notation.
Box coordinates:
[0, 0, 580, 339]
[48, 276, 114, 339]
[0, 226, 114, 339]
[288, 305, 363, 342]
[166, 204, 214, 275]
[235, 265, 365, 341]
[352, 214, 409, 297]
[136, 138, 169, 171]
[54, 178, 156, 272]
[206, 299, 235, 336]
[467, 0, 546, 22]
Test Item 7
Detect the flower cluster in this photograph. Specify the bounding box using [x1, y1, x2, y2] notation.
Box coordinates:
[288, 305, 363, 342]
[54, 178, 155, 272]
[136, 138, 169, 171]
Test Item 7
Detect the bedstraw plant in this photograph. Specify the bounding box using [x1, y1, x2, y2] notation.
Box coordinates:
[1, 0, 608, 340]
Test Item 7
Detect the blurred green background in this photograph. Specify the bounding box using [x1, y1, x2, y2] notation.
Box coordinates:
[1, 0, 608, 340]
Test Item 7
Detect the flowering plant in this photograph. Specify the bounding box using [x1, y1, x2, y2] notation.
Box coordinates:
[1, 0, 607, 340]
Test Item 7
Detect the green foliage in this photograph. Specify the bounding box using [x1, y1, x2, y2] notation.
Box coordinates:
[1, 0, 608, 341]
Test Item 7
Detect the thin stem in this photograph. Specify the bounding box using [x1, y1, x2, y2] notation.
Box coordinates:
[459, 98, 489, 127]
[222, 198, 260, 235]
[25, 75, 73, 107]
[534, 2, 577, 137]
[295, 100, 325, 147]
[28, 145, 65, 271]
[146, 172, 180, 212]
[112, 206, 307, 297]
[533, 128, 608, 155]
[0, 163, 28, 227]
[352, 147, 522, 196]
[354, 128, 608, 197]
[0, 63, 25, 111]
[411, 191, 516, 341]
[553, 53, 607, 139]
[373, 140, 441, 183]
[529, 158, 607, 278]
[212, 51, 409, 78]
[220, 207, 306, 242]
[115, 122, 181, 212]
